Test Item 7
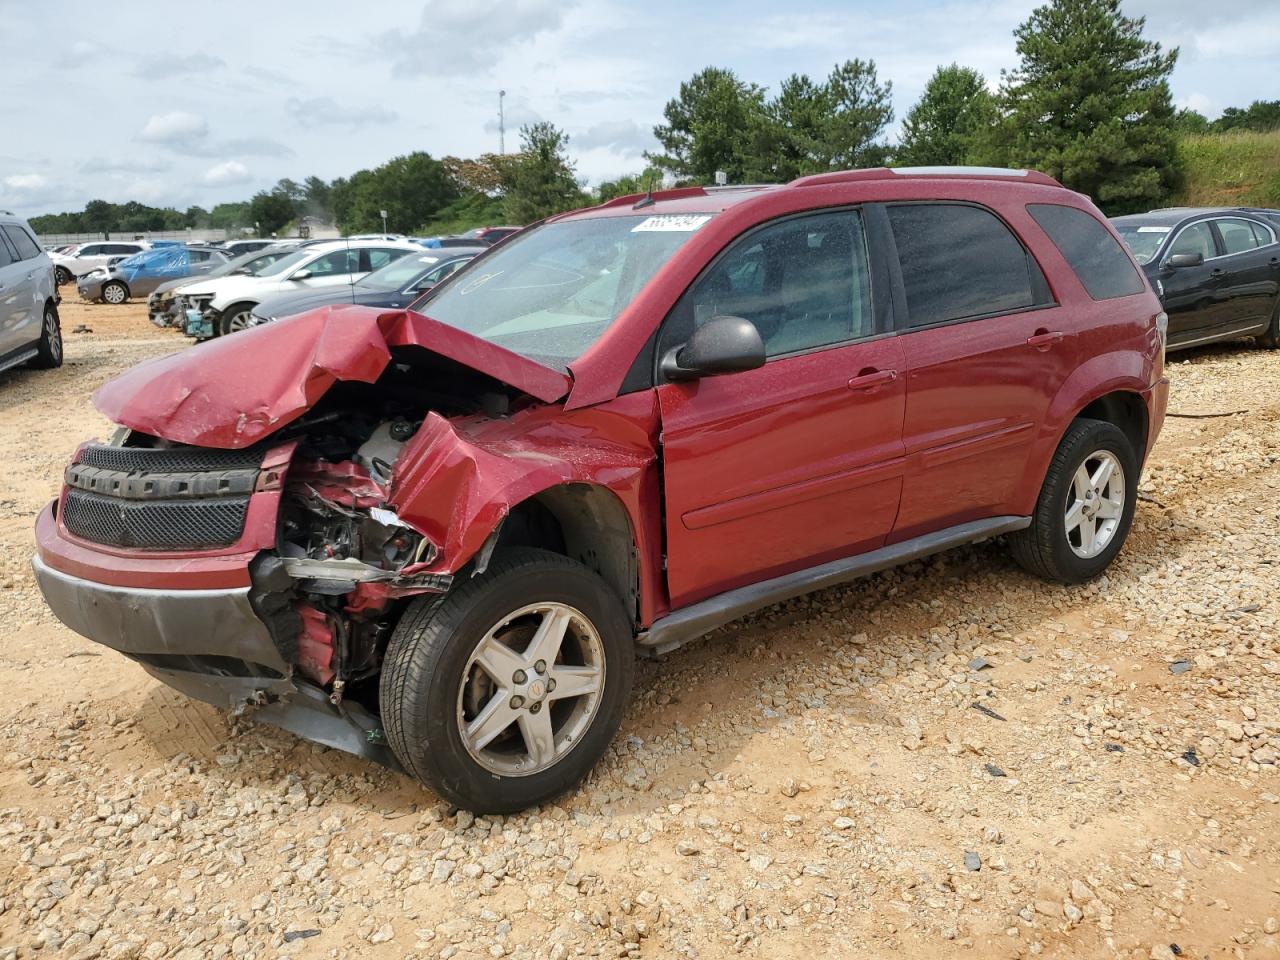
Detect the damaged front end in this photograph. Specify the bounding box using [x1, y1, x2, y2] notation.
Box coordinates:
[34, 306, 579, 770]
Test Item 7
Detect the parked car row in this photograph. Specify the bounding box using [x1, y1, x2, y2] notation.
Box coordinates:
[1112, 205, 1280, 352]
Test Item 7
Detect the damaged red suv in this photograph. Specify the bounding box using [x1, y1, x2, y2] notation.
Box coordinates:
[34, 168, 1168, 812]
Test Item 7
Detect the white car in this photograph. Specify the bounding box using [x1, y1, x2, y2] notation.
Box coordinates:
[177, 239, 422, 338]
[49, 240, 151, 285]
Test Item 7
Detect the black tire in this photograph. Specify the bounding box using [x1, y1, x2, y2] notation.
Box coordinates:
[1009, 418, 1138, 584]
[380, 548, 634, 813]
[1258, 298, 1280, 349]
[101, 280, 129, 305]
[217, 302, 255, 337]
[29, 303, 63, 369]
[54, 266, 72, 286]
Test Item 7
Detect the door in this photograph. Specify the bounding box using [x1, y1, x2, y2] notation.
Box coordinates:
[885, 202, 1072, 540]
[656, 209, 907, 608]
[73, 243, 108, 275]
[0, 225, 42, 355]
[1210, 217, 1280, 329]
[1158, 220, 1224, 342]
[292, 248, 364, 289]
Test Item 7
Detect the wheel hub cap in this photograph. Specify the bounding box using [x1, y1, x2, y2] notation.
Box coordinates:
[457, 602, 605, 777]
[1064, 450, 1125, 559]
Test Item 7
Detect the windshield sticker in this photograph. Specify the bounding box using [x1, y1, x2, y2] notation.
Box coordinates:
[1136, 226, 1171, 233]
[632, 215, 712, 233]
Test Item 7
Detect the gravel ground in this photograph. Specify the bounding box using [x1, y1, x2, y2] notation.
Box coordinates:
[0, 300, 1277, 960]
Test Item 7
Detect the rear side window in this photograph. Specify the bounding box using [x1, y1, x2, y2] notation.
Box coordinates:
[3, 225, 42, 260]
[1028, 204, 1145, 300]
[1216, 218, 1260, 256]
[888, 203, 1046, 328]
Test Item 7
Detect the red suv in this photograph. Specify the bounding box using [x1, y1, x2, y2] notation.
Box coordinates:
[33, 167, 1168, 812]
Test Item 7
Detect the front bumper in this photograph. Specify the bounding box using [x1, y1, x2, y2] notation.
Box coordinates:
[77, 277, 105, 300]
[32, 509, 403, 772]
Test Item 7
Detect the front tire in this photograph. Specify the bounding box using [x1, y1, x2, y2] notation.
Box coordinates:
[217, 302, 255, 337]
[380, 548, 634, 813]
[1009, 418, 1138, 584]
[29, 303, 63, 369]
[101, 281, 129, 304]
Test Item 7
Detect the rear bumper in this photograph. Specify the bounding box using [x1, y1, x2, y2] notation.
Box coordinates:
[31, 552, 402, 771]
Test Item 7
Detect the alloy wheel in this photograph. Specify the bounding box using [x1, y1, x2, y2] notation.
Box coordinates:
[103, 284, 126, 304]
[227, 310, 252, 333]
[457, 602, 606, 777]
[1064, 450, 1125, 559]
[45, 308, 61, 364]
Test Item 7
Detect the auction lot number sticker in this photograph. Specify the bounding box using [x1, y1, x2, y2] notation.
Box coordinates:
[632, 215, 712, 232]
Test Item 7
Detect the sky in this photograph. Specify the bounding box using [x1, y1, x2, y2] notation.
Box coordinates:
[1, 0, 1277, 219]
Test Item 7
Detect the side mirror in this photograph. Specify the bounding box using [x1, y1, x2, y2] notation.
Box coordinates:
[412, 281, 436, 293]
[291, 269, 313, 281]
[661, 315, 766, 382]
[1165, 252, 1203, 270]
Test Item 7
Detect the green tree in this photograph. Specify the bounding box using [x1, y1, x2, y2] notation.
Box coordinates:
[503, 123, 585, 223]
[209, 202, 250, 231]
[995, 0, 1179, 214]
[302, 176, 332, 217]
[820, 59, 894, 169]
[248, 190, 296, 235]
[1212, 100, 1280, 133]
[896, 64, 996, 166]
[1173, 108, 1211, 135]
[650, 67, 769, 183]
[183, 205, 209, 228]
[342, 152, 459, 233]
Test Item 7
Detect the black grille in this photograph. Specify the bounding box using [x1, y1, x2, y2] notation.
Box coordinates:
[78, 444, 263, 473]
[63, 489, 251, 549]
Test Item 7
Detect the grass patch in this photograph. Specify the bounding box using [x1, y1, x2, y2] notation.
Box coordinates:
[1175, 129, 1280, 207]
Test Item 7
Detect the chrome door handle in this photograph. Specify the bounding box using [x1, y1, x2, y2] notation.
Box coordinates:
[847, 369, 898, 392]
[1026, 331, 1064, 349]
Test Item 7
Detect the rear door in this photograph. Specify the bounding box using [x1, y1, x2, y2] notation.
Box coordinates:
[657, 208, 907, 607]
[1210, 217, 1280, 330]
[887, 201, 1068, 541]
[0, 228, 33, 355]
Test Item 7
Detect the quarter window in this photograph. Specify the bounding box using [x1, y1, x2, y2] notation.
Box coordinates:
[1027, 203, 1144, 300]
[663, 210, 874, 361]
[1167, 222, 1216, 260]
[1250, 221, 1275, 247]
[888, 203, 1046, 328]
[1217, 218, 1260, 256]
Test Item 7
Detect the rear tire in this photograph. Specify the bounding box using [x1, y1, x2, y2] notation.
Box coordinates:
[101, 281, 128, 304]
[217, 302, 255, 337]
[379, 548, 634, 813]
[29, 303, 63, 369]
[54, 266, 72, 286]
[1258, 299, 1280, 349]
[1009, 418, 1138, 584]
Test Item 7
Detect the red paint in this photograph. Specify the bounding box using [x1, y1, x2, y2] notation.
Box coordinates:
[37, 168, 1167, 682]
[289, 458, 386, 510]
[296, 604, 336, 685]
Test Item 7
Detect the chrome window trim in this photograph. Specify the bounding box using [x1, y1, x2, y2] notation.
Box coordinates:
[1162, 215, 1277, 266]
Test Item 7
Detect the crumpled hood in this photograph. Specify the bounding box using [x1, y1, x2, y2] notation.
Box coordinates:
[93, 306, 572, 449]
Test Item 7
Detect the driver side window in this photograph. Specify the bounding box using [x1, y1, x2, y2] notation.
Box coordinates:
[307, 250, 357, 276]
[1168, 222, 1215, 260]
[661, 210, 873, 364]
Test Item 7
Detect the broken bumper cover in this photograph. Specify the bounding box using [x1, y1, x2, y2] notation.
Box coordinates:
[31, 532, 403, 772]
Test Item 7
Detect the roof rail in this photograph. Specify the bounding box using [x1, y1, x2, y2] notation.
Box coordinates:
[593, 186, 710, 210]
[789, 166, 1063, 189]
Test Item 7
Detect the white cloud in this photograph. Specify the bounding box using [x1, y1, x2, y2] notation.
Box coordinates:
[135, 53, 226, 80]
[1178, 92, 1214, 116]
[139, 111, 209, 145]
[203, 160, 251, 186]
[378, 0, 575, 76]
[3, 173, 49, 192]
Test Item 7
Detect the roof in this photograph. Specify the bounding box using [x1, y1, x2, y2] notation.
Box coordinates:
[557, 166, 1066, 221]
[1114, 206, 1280, 228]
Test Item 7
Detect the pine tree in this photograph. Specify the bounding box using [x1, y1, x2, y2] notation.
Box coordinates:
[896, 65, 996, 166]
[997, 0, 1179, 214]
[649, 67, 770, 183]
[503, 123, 584, 224]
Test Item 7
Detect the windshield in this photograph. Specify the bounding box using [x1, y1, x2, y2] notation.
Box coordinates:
[358, 253, 446, 291]
[1114, 224, 1170, 265]
[415, 214, 711, 370]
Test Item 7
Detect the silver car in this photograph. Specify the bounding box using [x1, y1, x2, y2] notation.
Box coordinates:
[0, 212, 61, 373]
[77, 246, 231, 304]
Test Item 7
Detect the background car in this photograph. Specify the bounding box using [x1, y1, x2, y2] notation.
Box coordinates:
[77, 245, 230, 304]
[249, 246, 484, 325]
[177, 238, 422, 337]
[147, 244, 307, 326]
[1112, 207, 1280, 351]
[0, 212, 61, 373]
[221, 239, 287, 256]
[459, 225, 522, 244]
[49, 240, 151, 285]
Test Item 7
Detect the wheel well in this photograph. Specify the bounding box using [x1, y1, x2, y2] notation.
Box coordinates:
[1076, 390, 1147, 459]
[496, 485, 640, 625]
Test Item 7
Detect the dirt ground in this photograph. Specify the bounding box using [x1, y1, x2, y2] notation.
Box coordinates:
[0, 297, 1277, 960]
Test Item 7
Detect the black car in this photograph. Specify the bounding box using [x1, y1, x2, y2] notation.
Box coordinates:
[1112, 207, 1280, 352]
[248, 247, 485, 325]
